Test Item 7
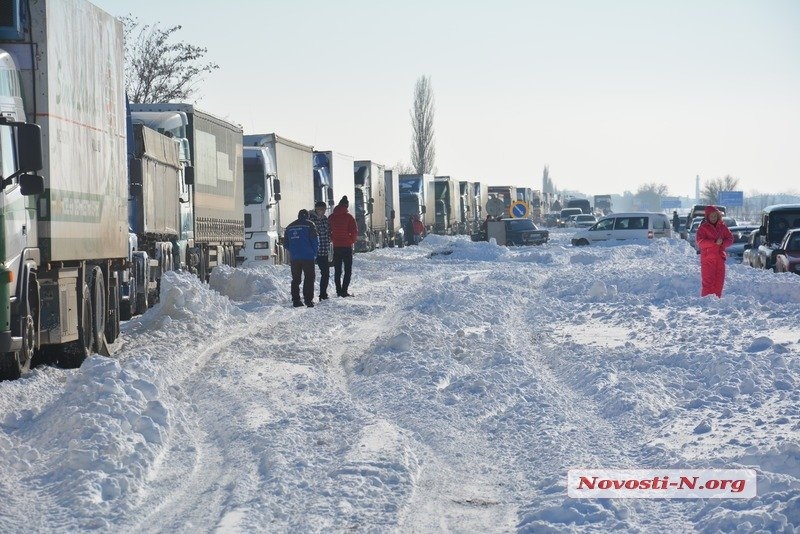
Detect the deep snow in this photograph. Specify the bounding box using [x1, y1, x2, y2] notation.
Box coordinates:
[1, 230, 799, 533]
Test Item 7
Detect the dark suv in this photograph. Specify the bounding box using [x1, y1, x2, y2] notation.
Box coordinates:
[757, 204, 800, 270]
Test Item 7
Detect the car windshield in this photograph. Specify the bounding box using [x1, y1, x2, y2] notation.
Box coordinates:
[786, 232, 800, 251]
[576, 215, 595, 222]
[508, 219, 537, 231]
[730, 226, 759, 242]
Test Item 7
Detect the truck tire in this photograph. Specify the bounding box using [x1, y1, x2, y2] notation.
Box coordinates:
[58, 282, 93, 369]
[120, 277, 135, 321]
[0, 271, 37, 380]
[136, 287, 148, 315]
[90, 267, 107, 353]
[106, 275, 120, 344]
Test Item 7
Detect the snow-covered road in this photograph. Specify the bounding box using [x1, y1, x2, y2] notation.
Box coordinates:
[1, 231, 799, 532]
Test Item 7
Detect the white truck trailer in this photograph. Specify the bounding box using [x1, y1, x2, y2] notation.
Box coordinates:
[1, 0, 128, 378]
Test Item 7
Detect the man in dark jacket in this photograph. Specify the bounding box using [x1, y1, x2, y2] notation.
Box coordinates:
[284, 209, 319, 307]
[328, 196, 358, 297]
[309, 201, 332, 300]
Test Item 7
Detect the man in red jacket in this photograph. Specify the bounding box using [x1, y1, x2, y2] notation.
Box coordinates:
[695, 205, 734, 298]
[328, 196, 358, 297]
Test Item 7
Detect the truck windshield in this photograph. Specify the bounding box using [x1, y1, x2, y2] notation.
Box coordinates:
[243, 166, 265, 205]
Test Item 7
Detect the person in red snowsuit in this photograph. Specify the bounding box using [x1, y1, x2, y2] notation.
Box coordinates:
[695, 205, 734, 298]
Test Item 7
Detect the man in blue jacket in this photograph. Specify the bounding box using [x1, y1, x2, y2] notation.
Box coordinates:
[284, 209, 320, 307]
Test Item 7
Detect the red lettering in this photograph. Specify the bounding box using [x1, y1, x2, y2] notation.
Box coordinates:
[679, 476, 698, 490]
[577, 476, 597, 489]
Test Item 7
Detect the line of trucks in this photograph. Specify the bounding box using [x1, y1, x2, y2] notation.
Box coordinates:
[4, 0, 795, 383]
[0, 0, 568, 380]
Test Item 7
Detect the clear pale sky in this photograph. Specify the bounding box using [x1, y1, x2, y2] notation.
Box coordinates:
[93, 0, 800, 198]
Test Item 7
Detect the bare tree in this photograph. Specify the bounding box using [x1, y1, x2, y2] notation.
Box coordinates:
[634, 182, 670, 211]
[393, 161, 414, 175]
[410, 76, 435, 174]
[122, 16, 219, 103]
[701, 175, 740, 204]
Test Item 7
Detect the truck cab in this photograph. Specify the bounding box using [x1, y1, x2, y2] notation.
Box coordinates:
[242, 145, 280, 265]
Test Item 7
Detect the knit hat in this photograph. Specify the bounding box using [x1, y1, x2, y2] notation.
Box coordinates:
[338, 196, 349, 207]
[314, 201, 327, 209]
[298, 209, 309, 219]
[704, 205, 718, 217]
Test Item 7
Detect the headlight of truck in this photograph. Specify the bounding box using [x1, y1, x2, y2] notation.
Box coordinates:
[253, 242, 269, 249]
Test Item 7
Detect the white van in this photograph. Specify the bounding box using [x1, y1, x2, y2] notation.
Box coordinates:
[571, 212, 672, 246]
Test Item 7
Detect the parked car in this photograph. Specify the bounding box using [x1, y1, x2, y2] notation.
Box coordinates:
[571, 212, 672, 246]
[503, 218, 549, 246]
[559, 208, 583, 227]
[572, 214, 597, 228]
[774, 228, 800, 275]
[688, 216, 738, 252]
[725, 225, 760, 261]
[687, 218, 703, 252]
[543, 213, 560, 227]
[686, 204, 727, 228]
[742, 229, 764, 268]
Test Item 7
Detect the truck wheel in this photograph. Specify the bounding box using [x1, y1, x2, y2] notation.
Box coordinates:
[120, 277, 135, 321]
[136, 287, 148, 315]
[90, 267, 107, 353]
[106, 275, 120, 344]
[58, 283, 92, 368]
[0, 272, 37, 380]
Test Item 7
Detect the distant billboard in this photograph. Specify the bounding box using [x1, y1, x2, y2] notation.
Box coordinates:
[717, 191, 743, 207]
[660, 196, 681, 209]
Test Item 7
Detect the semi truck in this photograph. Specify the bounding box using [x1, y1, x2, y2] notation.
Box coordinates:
[566, 198, 592, 214]
[384, 168, 404, 246]
[594, 194, 612, 215]
[432, 176, 459, 235]
[353, 160, 387, 252]
[131, 104, 245, 281]
[123, 121, 185, 318]
[241, 144, 280, 265]
[399, 174, 435, 242]
[243, 133, 313, 264]
[313, 150, 355, 214]
[473, 182, 489, 228]
[458, 181, 478, 235]
[1, 0, 128, 378]
[488, 186, 518, 218]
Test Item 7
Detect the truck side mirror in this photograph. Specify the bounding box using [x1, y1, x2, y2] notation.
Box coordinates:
[273, 178, 281, 195]
[759, 225, 766, 236]
[421, 205, 426, 214]
[17, 123, 43, 172]
[184, 166, 195, 185]
[19, 173, 44, 196]
[390, 209, 395, 219]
